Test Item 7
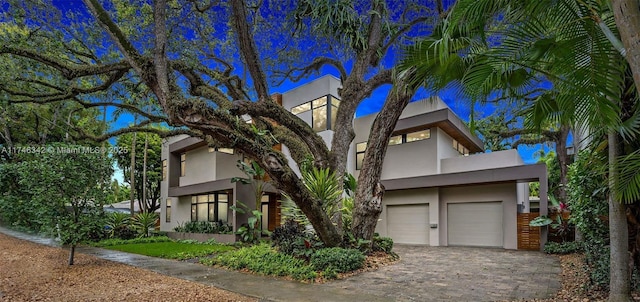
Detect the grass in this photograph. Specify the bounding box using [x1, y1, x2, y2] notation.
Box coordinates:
[104, 241, 235, 260]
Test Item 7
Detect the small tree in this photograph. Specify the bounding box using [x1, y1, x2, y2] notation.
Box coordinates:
[14, 143, 113, 265]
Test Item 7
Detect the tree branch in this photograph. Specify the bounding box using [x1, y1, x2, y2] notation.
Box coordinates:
[229, 0, 269, 100]
[274, 57, 348, 86]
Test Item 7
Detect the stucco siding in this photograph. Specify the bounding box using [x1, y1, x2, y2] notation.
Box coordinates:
[281, 75, 341, 109]
[215, 152, 245, 180]
[439, 183, 518, 249]
[441, 149, 525, 174]
[161, 196, 193, 232]
[180, 147, 216, 186]
[380, 137, 438, 179]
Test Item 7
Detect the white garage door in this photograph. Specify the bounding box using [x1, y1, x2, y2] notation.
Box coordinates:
[387, 204, 429, 245]
[448, 202, 503, 247]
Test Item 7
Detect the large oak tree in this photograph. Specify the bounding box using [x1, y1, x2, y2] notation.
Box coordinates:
[0, 0, 443, 246]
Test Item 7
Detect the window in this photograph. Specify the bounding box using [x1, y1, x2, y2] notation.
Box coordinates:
[452, 139, 469, 156]
[356, 142, 367, 170]
[290, 95, 339, 132]
[390, 129, 431, 145]
[209, 147, 234, 154]
[162, 160, 167, 180]
[406, 129, 431, 142]
[165, 199, 171, 223]
[190, 191, 230, 223]
[388, 135, 402, 145]
[261, 195, 270, 232]
[180, 153, 186, 176]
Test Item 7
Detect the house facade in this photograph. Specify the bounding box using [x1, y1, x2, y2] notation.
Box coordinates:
[160, 74, 548, 249]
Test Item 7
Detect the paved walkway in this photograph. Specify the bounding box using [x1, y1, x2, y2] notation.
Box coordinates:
[0, 226, 561, 302]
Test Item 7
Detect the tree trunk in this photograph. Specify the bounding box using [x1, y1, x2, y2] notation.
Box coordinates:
[129, 131, 137, 216]
[68, 244, 76, 266]
[611, 0, 640, 99]
[352, 81, 414, 240]
[556, 125, 571, 205]
[142, 133, 148, 213]
[609, 130, 631, 302]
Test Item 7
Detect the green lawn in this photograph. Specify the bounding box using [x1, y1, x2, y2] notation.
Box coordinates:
[105, 242, 235, 260]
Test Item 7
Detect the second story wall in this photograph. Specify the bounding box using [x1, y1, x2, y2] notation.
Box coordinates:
[441, 149, 525, 174]
[180, 147, 216, 187]
[379, 131, 439, 179]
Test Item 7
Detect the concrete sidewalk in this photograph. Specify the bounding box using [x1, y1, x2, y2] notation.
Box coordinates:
[0, 226, 560, 302]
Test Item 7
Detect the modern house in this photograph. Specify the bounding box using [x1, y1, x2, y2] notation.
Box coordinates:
[160, 75, 548, 250]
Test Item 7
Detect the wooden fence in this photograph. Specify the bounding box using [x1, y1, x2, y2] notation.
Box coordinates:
[517, 213, 541, 250]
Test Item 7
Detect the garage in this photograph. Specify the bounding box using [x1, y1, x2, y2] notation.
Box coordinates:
[387, 204, 429, 245]
[448, 202, 503, 247]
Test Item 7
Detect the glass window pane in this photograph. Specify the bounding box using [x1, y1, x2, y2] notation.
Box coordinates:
[261, 194, 270, 202]
[162, 160, 167, 180]
[452, 139, 458, 149]
[291, 102, 311, 114]
[261, 203, 269, 231]
[191, 205, 197, 221]
[356, 142, 367, 152]
[191, 196, 197, 204]
[458, 143, 465, 154]
[312, 106, 327, 131]
[330, 103, 337, 130]
[312, 96, 327, 107]
[197, 203, 208, 222]
[218, 202, 228, 223]
[166, 207, 171, 223]
[356, 153, 365, 170]
[166, 199, 171, 207]
[407, 129, 431, 142]
[198, 195, 208, 203]
[330, 96, 340, 108]
[217, 148, 234, 154]
[218, 193, 228, 203]
[208, 203, 215, 221]
[389, 135, 402, 145]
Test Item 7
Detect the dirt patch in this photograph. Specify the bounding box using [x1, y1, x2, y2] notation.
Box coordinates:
[512, 253, 640, 302]
[0, 233, 256, 302]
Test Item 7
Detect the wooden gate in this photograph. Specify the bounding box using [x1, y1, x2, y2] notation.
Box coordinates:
[517, 213, 541, 250]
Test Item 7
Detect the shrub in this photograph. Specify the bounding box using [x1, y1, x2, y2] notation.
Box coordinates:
[173, 221, 233, 234]
[202, 243, 317, 281]
[92, 236, 173, 247]
[543, 241, 583, 254]
[133, 212, 158, 237]
[373, 235, 394, 253]
[271, 219, 322, 259]
[105, 212, 137, 240]
[310, 247, 365, 273]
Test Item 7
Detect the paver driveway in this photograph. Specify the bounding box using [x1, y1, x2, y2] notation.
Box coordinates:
[319, 245, 562, 302]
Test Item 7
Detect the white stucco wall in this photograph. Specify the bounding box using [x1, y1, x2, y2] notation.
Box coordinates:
[379, 137, 439, 179]
[180, 147, 216, 186]
[440, 149, 525, 174]
[161, 195, 193, 232]
[281, 75, 341, 110]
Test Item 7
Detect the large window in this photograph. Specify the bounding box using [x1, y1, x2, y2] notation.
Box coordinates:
[290, 95, 340, 132]
[165, 199, 172, 223]
[162, 159, 167, 180]
[190, 191, 229, 223]
[180, 153, 186, 176]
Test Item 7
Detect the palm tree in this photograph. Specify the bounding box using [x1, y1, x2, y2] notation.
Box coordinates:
[401, 1, 639, 300]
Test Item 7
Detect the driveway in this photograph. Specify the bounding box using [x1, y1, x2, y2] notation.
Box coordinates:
[319, 245, 561, 302]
